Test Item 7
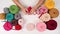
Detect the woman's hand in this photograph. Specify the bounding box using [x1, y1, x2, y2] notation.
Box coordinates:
[21, 7, 28, 14]
[13, 0, 45, 14]
[13, 0, 27, 14]
[30, 7, 36, 14]
[31, 0, 45, 14]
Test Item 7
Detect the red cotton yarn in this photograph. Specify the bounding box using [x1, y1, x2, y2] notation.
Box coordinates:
[26, 6, 32, 14]
[15, 24, 22, 30]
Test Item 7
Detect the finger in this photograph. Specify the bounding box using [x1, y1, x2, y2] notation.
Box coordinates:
[25, 8, 28, 12]
[31, 10, 34, 14]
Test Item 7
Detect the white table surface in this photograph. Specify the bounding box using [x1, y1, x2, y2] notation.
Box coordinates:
[0, 0, 60, 34]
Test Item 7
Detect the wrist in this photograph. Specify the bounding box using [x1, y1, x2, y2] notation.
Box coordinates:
[19, 6, 25, 9]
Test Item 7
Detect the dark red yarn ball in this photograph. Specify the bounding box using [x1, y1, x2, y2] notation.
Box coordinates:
[11, 20, 18, 26]
[46, 20, 57, 30]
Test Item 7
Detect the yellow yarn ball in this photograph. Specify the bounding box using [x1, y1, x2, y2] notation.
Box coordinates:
[44, 0, 55, 9]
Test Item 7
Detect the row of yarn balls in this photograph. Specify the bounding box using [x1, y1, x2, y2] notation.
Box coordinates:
[0, 0, 59, 32]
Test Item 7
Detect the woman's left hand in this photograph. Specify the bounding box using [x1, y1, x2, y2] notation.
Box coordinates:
[30, 7, 36, 14]
[31, 0, 45, 14]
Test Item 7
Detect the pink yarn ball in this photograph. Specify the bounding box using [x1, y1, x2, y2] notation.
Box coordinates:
[18, 19, 24, 25]
[36, 22, 47, 32]
[39, 6, 48, 14]
[26, 23, 35, 31]
[3, 21, 12, 31]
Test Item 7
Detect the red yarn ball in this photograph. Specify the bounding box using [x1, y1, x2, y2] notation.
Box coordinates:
[27, 6, 32, 12]
[15, 24, 22, 30]
[26, 6, 32, 14]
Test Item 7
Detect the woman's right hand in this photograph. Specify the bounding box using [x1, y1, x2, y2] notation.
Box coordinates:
[21, 7, 28, 14]
[13, 0, 27, 14]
